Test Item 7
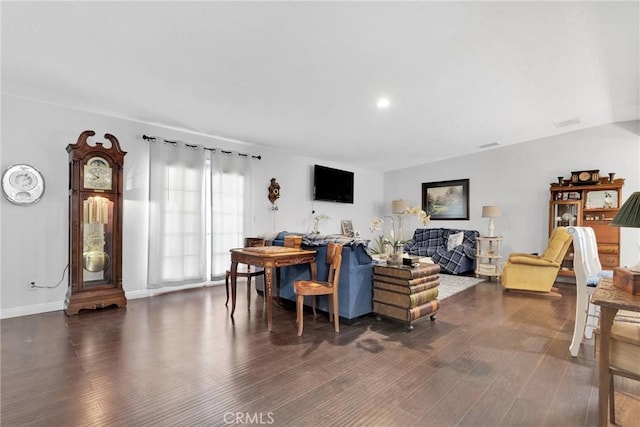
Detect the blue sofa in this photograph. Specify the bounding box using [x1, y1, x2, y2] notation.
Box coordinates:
[260, 231, 374, 321]
[404, 228, 479, 274]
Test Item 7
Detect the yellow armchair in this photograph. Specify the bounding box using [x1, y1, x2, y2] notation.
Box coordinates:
[502, 227, 572, 298]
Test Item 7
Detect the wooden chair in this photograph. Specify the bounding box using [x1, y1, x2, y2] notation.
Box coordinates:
[225, 238, 267, 310]
[606, 321, 640, 425]
[294, 243, 343, 336]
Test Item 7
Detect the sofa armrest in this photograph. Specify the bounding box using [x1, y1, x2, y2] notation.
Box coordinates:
[509, 252, 538, 258]
[403, 239, 417, 253]
[462, 243, 477, 259]
[405, 244, 439, 258]
[432, 245, 475, 274]
[507, 255, 560, 268]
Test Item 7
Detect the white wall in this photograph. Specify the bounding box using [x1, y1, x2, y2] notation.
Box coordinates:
[0, 95, 383, 317]
[2, 94, 638, 318]
[385, 121, 640, 266]
[251, 151, 383, 238]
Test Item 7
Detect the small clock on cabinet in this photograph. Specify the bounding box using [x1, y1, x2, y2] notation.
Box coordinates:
[571, 170, 600, 186]
[65, 130, 127, 315]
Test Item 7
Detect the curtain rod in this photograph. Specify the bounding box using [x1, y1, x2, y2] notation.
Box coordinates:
[142, 134, 262, 160]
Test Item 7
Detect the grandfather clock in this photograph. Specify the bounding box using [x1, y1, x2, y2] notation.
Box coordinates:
[65, 130, 126, 315]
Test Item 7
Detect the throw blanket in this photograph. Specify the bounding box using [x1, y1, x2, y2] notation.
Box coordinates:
[257, 231, 369, 248]
[302, 233, 370, 249]
[258, 232, 373, 264]
[257, 231, 281, 244]
[303, 233, 373, 266]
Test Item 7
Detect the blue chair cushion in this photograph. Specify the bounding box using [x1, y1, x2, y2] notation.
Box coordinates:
[586, 276, 600, 287]
[586, 270, 614, 287]
[598, 270, 614, 279]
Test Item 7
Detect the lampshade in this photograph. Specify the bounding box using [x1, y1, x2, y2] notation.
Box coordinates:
[392, 199, 409, 214]
[482, 205, 501, 218]
[611, 192, 640, 228]
[481, 205, 501, 237]
[611, 191, 640, 273]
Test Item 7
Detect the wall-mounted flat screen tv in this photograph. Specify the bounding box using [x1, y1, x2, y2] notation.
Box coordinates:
[313, 164, 354, 204]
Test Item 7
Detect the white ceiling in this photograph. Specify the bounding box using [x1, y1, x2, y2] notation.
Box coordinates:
[2, 1, 638, 171]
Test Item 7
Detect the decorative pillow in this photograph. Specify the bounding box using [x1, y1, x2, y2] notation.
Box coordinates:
[447, 231, 464, 251]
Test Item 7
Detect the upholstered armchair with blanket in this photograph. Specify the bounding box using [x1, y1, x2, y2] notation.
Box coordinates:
[502, 227, 572, 298]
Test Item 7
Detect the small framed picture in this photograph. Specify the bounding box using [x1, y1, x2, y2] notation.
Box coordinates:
[341, 220, 354, 237]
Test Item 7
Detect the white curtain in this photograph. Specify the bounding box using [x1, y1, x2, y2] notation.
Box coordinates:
[209, 150, 254, 280]
[148, 141, 207, 288]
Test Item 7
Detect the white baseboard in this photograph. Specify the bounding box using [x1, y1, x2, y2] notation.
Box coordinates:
[126, 289, 151, 299]
[0, 301, 64, 319]
[148, 281, 223, 296]
[0, 281, 225, 319]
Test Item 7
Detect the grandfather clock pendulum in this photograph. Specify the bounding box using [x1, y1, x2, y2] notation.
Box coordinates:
[65, 130, 126, 315]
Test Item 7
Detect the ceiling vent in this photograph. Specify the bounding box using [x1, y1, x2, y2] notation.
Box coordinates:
[554, 118, 582, 128]
[479, 142, 500, 149]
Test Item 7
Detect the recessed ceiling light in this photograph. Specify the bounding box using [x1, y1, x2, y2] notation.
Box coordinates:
[376, 97, 390, 109]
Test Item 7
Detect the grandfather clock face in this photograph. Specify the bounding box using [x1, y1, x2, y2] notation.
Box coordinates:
[83, 157, 113, 190]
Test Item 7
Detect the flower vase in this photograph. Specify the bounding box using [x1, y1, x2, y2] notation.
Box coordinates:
[387, 244, 403, 266]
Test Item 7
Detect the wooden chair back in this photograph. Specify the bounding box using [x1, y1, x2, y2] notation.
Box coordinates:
[245, 237, 267, 248]
[293, 243, 343, 336]
[326, 243, 343, 289]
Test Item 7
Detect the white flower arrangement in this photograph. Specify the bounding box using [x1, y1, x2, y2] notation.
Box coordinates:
[311, 213, 330, 234]
[369, 206, 430, 255]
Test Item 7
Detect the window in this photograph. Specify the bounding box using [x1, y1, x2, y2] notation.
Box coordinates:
[148, 143, 206, 288]
[208, 165, 246, 280]
[149, 144, 253, 289]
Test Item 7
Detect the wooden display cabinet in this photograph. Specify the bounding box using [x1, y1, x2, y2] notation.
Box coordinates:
[549, 177, 624, 276]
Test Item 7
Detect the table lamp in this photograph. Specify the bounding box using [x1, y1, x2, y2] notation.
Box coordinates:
[611, 191, 640, 272]
[610, 191, 640, 294]
[392, 199, 409, 214]
[481, 205, 501, 237]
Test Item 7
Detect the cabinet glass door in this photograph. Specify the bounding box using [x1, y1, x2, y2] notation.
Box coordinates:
[551, 201, 581, 229]
[550, 200, 581, 274]
[82, 195, 114, 289]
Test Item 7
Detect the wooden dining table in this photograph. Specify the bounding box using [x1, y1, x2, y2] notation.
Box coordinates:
[590, 277, 640, 426]
[228, 246, 317, 331]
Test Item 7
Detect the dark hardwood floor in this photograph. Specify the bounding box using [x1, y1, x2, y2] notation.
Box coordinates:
[2, 280, 638, 426]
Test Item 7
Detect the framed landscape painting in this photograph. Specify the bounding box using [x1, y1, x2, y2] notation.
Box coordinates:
[422, 179, 470, 220]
